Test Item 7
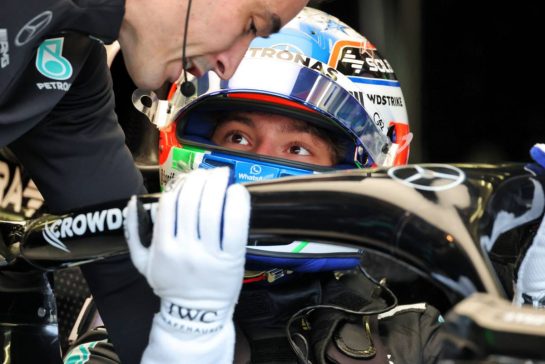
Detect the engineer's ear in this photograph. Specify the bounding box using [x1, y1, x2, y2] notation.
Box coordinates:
[104, 41, 121, 68]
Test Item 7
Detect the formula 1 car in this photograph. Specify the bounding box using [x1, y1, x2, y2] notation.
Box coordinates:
[2, 157, 545, 363]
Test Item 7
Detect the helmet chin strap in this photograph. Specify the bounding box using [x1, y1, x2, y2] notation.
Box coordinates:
[180, 0, 196, 97]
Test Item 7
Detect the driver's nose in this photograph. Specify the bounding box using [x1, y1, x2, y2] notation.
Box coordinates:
[253, 141, 278, 159]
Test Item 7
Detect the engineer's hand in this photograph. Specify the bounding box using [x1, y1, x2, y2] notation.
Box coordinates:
[124, 167, 250, 364]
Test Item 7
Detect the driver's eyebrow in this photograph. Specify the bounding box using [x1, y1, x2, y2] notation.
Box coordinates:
[223, 114, 255, 128]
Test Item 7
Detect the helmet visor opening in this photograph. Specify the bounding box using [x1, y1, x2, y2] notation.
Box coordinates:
[172, 57, 391, 166]
[176, 96, 360, 169]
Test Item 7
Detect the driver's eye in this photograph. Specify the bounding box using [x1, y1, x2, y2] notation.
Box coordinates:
[228, 133, 249, 145]
[289, 145, 310, 156]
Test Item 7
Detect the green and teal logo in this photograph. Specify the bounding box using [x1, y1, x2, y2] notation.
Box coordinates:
[35, 37, 72, 80]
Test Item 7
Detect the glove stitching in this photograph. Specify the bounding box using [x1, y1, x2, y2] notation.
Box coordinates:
[219, 181, 229, 250]
[173, 181, 185, 237]
[196, 178, 208, 240]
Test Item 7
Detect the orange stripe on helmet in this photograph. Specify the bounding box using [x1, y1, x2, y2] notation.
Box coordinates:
[328, 39, 376, 69]
[390, 122, 411, 165]
[227, 93, 319, 114]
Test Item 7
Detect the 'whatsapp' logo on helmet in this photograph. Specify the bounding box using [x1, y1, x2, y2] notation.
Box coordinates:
[35, 38, 73, 80]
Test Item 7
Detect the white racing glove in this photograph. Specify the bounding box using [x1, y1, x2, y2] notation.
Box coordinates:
[124, 167, 250, 364]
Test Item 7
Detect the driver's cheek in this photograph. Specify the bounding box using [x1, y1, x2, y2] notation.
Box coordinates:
[223, 143, 251, 153]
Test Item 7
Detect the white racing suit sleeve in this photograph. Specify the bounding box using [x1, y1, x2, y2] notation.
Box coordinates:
[513, 143, 545, 308]
[124, 167, 250, 363]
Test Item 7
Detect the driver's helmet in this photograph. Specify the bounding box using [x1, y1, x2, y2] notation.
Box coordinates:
[156, 7, 412, 281]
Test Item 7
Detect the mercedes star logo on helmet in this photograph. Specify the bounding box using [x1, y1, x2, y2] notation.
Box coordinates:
[15, 11, 53, 47]
[387, 164, 465, 191]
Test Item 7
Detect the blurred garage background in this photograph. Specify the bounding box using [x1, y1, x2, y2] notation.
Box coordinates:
[314, 0, 544, 164]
